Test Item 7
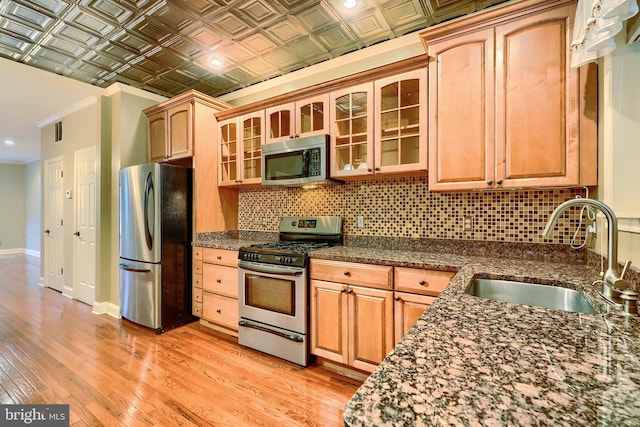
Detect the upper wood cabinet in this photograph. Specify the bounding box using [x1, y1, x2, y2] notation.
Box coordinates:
[144, 90, 238, 234]
[147, 101, 193, 162]
[218, 111, 264, 186]
[265, 94, 330, 144]
[422, 0, 597, 191]
[329, 82, 375, 178]
[374, 69, 428, 175]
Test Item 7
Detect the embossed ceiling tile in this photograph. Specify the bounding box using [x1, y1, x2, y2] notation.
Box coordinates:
[262, 47, 303, 71]
[240, 31, 279, 55]
[80, 0, 137, 25]
[215, 41, 254, 64]
[21, 0, 72, 16]
[53, 21, 100, 46]
[69, 58, 110, 76]
[148, 2, 195, 32]
[223, 67, 257, 85]
[274, 0, 322, 13]
[236, 0, 282, 27]
[147, 46, 188, 69]
[187, 80, 221, 96]
[3, 1, 57, 31]
[185, 25, 225, 48]
[265, 17, 304, 44]
[30, 45, 76, 66]
[0, 16, 42, 42]
[64, 6, 116, 37]
[118, 64, 153, 83]
[127, 16, 174, 44]
[285, 35, 329, 61]
[130, 56, 169, 75]
[240, 56, 279, 78]
[0, 33, 31, 54]
[83, 50, 123, 71]
[101, 41, 138, 62]
[110, 30, 153, 54]
[167, 37, 202, 59]
[377, 0, 431, 35]
[42, 35, 88, 57]
[424, 0, 476, 22]
[158, 69, 200, 86]
[205, 10, 253, 39]
[169, 0, 221, 16]
[347, 9, 392, 43]
[313, 23, 357, 52]
[293, 2, 339, 33]
[144, 76, 186, 94]
[25, 55, 68, 74]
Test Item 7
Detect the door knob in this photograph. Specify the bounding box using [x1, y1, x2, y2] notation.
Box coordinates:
[73, 231, 80, 237]
[44, 229, 50, 234]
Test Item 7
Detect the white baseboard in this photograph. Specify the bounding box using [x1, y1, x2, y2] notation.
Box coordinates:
[25, 249, 41, 257]
[38, 277, 45, 287]
[92, 301, 121, 319]
[0, 248, 23, 255]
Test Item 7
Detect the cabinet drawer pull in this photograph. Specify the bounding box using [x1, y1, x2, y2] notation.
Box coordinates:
[216, 278, 221, 283]
[343, 271, 350, 276]
[217, 255, 222, 260]
[216, 308, 221, 314]
[419, 280, 426, 286]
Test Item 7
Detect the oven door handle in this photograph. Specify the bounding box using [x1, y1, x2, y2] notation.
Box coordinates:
[239, 320, 304, 343]
[238, 261, 304, 276]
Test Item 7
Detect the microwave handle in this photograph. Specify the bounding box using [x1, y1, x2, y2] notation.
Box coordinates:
[302, 149, 309, 177]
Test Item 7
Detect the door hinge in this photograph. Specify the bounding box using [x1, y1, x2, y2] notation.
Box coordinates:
[60, 219, 63, 226]
[60, 170, 64, 178]
[60, 268, 63, 275]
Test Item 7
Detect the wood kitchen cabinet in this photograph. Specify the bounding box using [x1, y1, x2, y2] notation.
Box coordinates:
[144, 90, 238, 235]
[422, 0, 597, 191]
[195, 247, 239, 335]
[218, 111, 264, 186]
[310, 259, 394, 373]
[393, 267, 455, 344]
[265, 94, 330, 144]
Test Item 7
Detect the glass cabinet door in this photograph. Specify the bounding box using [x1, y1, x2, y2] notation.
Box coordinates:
[374, 68, 427, 174]
[329, 83, 374, 177]
[219, 118, 238, 185]
[266, 103, 294, 144]
[241, 111, 264, 184]
[296, 94, 329, 138]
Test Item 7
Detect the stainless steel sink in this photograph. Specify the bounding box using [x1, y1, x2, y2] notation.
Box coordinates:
[465, 278, 598, 314]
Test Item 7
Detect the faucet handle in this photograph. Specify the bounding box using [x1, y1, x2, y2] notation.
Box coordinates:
[621, 260, 632, 279]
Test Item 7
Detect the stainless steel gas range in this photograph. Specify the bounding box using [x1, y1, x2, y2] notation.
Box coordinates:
[237, 216, 342, 366]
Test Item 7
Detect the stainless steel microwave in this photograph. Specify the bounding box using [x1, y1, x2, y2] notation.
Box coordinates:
[262, 134, 330, 187]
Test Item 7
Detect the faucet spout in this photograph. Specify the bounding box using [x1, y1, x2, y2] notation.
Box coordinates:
[542, 198, 627, 294]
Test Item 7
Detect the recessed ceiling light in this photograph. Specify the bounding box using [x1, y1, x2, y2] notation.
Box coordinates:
[4, 140, 15, 146]
[211, 58, 222, 67]
[344, 0, 356, 8]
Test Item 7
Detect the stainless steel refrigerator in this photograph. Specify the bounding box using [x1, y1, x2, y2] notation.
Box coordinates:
[119, 163, 194, 333]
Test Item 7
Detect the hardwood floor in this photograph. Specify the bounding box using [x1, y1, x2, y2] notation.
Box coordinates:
[0, 254, 362, 426]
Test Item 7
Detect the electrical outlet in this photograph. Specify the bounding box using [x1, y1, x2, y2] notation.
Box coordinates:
[463, 216, 473, 232]
[357, 216, 364, 228]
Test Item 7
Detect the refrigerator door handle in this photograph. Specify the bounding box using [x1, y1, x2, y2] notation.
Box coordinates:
[119, 263, 152, 274]
[143, 172, 154, 251]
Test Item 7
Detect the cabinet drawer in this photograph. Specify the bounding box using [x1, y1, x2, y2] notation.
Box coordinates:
[202, 248, 238, 267]
[310, 259, 393, 290]
[203, 264, 238, 298]
[193, 246, 203, 260]
[394, 267, 454, 296]
[193, 273, 203, 289]
[193, 302, 202, 317]
[193, 288, 203, 303]
[193, 260, 203, 275]
[202, 293, 238, 331]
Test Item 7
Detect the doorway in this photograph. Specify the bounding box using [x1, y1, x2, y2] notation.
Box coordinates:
[44, 156, 64, 292]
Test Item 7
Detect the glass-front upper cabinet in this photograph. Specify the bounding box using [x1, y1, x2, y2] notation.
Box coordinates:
[374, 68, 427, 174]
[329, 82, 374, 178]
[218, 111, 264, 186]
[218, 117, 238, 186]
[266, 94, 330, 144]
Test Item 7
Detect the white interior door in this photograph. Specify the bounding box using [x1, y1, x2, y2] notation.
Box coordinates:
[74, 147, 97, 306]
[45, 157, 64, 292]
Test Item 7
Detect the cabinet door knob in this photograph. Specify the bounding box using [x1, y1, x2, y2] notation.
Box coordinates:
[347, 289, 354, 294]
[341, 288, 347, 293]
[343, 271, 350, 276]
[496, 179, 503, 185]
[367, 168, 372, 172]
[487, 180, 493, 186]
[216, 278, 221, 283]
[419, 280, 426, 286]
[217, 255, 222, 260]
[394, 296, 401, 301]
[374, 167, 380, 171]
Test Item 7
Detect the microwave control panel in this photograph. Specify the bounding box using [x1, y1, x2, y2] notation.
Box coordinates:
[308, 148, 321, 176]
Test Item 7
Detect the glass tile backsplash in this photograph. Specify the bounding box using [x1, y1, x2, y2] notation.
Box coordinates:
[238, 176, 587, 244]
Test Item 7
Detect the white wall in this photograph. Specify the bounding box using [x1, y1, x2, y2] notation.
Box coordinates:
[24, 161, 41, 255]
[0, 164, 25, 252]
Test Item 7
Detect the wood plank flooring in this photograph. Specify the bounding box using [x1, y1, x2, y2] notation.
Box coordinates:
[0, 254, 362, 426]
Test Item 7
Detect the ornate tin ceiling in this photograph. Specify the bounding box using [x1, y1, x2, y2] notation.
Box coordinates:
[0, 0, 507, 98]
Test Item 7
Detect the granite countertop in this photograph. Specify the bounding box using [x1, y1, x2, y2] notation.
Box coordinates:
[194, 230, 277, 250]
[307, 246, 640, 427]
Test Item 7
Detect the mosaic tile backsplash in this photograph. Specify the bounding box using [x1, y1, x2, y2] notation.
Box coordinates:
[238, 176, 588, 244]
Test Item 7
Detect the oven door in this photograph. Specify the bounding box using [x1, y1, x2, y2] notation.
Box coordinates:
[238, 260, 307, 334]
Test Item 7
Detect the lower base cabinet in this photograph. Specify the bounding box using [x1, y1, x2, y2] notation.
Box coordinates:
[394, 292, 436, 345]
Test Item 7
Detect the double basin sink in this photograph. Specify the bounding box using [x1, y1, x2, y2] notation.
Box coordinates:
[466, 277, 598, 314]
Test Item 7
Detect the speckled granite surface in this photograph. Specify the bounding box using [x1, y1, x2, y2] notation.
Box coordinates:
[305, 246, 640, 426]
[194, 230, 277, 250]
